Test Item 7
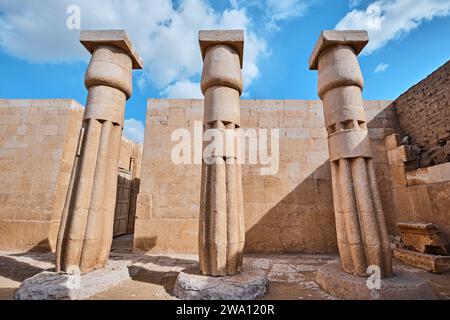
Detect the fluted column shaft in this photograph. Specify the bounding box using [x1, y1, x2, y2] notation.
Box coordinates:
[198, 31, 245, 276]
[310, 31, 392, 278]
[56, 31, 142, 274]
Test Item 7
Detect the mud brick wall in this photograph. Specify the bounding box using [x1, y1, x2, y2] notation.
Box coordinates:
[0, 99, 83, 251]
[394, 60, 450, 152]
[134, 99, 397, 254]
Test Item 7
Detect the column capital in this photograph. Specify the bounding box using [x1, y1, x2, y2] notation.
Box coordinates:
[80, 30, 143, 69]
[199, 30, 244, 68]
[309, 30, 368, 70]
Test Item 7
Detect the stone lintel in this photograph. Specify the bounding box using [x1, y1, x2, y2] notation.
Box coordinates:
[199, 30, 244, 68]
[309, 30, 369, 70]
[80, 30, 143, 69]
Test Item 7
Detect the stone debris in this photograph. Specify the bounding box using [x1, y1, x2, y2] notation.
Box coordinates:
[398, 222, 448, 255]
[393, 248, 450, 274]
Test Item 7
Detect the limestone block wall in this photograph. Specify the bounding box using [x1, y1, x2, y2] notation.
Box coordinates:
[384, 61, 450, 243]
[119, 137, 143, 174]
[134, 98, 396, 254]
[386, 137, 450, 243]
[0, 99, 83, 251]
[118, 137, 143, 234]
[393, 60, 450, 156]
[0, 99, 143, 251]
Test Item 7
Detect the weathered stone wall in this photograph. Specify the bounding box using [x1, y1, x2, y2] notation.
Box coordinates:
[394, 60, 450, 156]
[0, 99, 84, 251]
[0, 99, 143, 251]
[118, 137, 143, 234]
[118, 137, 142, 174]
[134, 98, 397, 254]
[385, 61, 450, 243]
[390, 176, 450, 244]
[387, 140, 450, 243]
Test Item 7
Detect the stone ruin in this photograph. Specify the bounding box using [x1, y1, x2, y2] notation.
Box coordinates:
[1, 28, 449, 300]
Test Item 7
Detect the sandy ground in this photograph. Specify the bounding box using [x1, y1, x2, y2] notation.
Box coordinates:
[1, 235, 449, 300]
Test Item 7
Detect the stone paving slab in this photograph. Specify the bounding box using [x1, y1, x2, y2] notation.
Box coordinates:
[1, 248, 449, 300]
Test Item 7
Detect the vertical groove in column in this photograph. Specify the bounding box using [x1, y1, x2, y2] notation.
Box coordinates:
[236, 153, 245, 268]
[224, 122, 239, 273]
[339, 158, 367, 276]
[56, 126, 85, 272]
[199, 161, 211, 275]
[351, 157, 383, 272]
[330, 160, 353, 273]
[79, 120, 112, 273]
[225, 157, 239, 274]
[209, 155, 227, 275]
[96, 123, 122, 267]
[63, 118, 102, 270]
[367, 159, 393, 277]
[199, 33, 244, 277]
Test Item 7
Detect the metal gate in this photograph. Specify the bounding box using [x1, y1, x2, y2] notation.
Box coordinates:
[113, 168, 132, 237]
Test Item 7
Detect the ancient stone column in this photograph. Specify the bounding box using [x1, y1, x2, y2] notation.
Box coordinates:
[309, 31, 392, 278]
[56, 30, 143, 274]
[198, 30, 245, 276]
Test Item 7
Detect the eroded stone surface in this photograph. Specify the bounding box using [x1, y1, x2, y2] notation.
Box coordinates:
[393, 248, 450, 274]
[14, 261, 129, 300]
[173, 267, 267, 300]
[198, 30, 246, 276]
[310, 30, 392, 278]
[56, 30, 142, 274]
[2, 248, 450, 300]
[398, 222, 448, 255]
[316, 261, 436, 300]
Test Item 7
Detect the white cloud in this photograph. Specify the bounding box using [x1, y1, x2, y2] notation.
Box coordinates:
[230, 0, 311, 30]
[0, 0, 266, 93]
[161, 80, 203, 98]
[123, 118, 145, 144]
[349, 0, 364, 8]
[374, 63, 389, 73]
[266, 0, 310, 29]
[336, 0, 450, 54]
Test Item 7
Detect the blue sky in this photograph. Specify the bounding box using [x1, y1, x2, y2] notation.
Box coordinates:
[0, 0, 449, 143]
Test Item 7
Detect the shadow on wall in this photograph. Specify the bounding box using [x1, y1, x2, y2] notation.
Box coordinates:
[245, 161, 337, 254]
[10, 242, 55, 263]
[131, 100, 398, 254]
[126, 177, 141, 235]
[246, 103, 399, 254]
[133, 236, 158, 253]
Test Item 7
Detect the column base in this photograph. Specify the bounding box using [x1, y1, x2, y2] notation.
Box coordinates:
[315, 261, 436, 300]
[14, 261, 130, 300]
[174, 267, 267, 300]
